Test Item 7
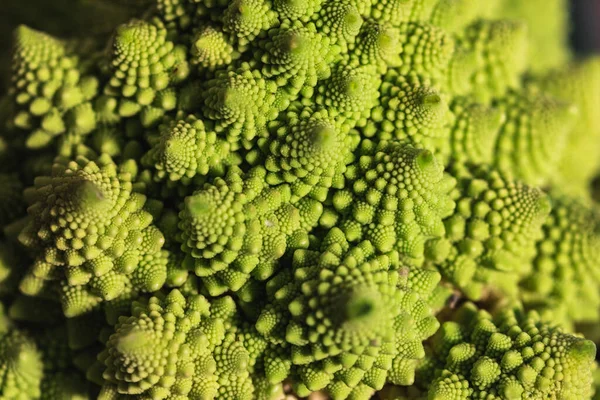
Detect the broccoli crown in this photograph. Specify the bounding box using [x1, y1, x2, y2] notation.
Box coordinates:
[0, 328, 43, 399]
[428, 163, 552, 299]
[96, 290, 212, 397]
[329, 140, 455, 263]
[416, 303, 596, 400]
[520, 194, 600, 328]
[256, 228, 439, 398]
[17, 155, 166, 316]
[9, 26, 99, 151]
[0, 0, 598, 399]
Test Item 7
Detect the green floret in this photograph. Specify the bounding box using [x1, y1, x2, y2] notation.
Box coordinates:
[95, 293, 274, 400]
[416, 303, 596, 400]
[222, 0, 278, 45]
[311, 0, 364, 51]
[178, 167, 318, 295]
[190, 26, 240, 71]
[209, 298, 285, 400]
[367, 0, 436, 25]
[428, 164, 551, 299]
[448, 97, 504, 165]
[346, 20, 402, 73]
[9, 26, 98, 150]
[493, 88, 578, 187]
[19, 154, 150, 266]
[87, 126, 125, 157]
[258, 106, 356, 202]
[396, 22, 455, 80]
[95, 290, 212, 398]
[58, 225, 166, 317]
[428, 0, 501, 34]
[210, 331, 254, 399]
[129, 229, 169, 292]
[177, 167, 264, 289]
[452, 19, 528, 104]
[530, 57, 600, 196]
[496, 0, 570, 72]
[329, 141, 455, 263]
[257, 21, 340, 96]
[17, 154, 166, 316]
[443, 47, 478, 97]
[256, 229, 440, 399]
[429, 0, 485, 33]
[202, 66, 280, 146]
[272, 0, 324, 21]
[103, 18, 189, 119]
[315, 64, 381, 122]
[155, 0, 195, 34]
[520, 195, 600, 329]
[232, 322, 287, 400]
[363, 71, 454, 157]
[141, 114, 232, 181]
[0, 328, 43, 399]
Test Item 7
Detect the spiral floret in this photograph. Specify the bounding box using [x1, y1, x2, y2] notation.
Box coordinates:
[417, 303, 596, 400]
[256, 229, 439, 399]
[332, 141, 455, 263]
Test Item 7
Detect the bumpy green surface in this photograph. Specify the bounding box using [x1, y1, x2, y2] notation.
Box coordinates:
[17, 154, 166, 316]
[415, 303, 596, 399]
[520, 194, 600, 329]
[329, 140, 455, 264]
[531, 57, 600, 197]
[256, 229, 440, 398]
[10, 26, 98, 152]
[0, 328, 43, 399]
[426, 163, 552, 299]
[0, 0, 599, 399]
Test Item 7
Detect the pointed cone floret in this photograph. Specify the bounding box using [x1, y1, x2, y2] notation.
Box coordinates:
[334, 141, 455, 261]
[256, 230, 439, 396]
[417, 304, 596, 399]
[0, 329, 43, 399]
[493, 89, 577, 186]
[18, 155, 165, 315]
[262, 106, 355, 202]
[364, 71, 454, 156]
[142, 114, 231, 181]
[454, 19, 529, 103]
[449, 98, 505, 165]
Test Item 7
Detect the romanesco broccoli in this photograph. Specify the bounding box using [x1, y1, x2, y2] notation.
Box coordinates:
[0, 0, 598, 399]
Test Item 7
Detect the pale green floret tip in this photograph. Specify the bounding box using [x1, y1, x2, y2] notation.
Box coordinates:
[72, 181, 111, 212]
[186, 193, 214, 216]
